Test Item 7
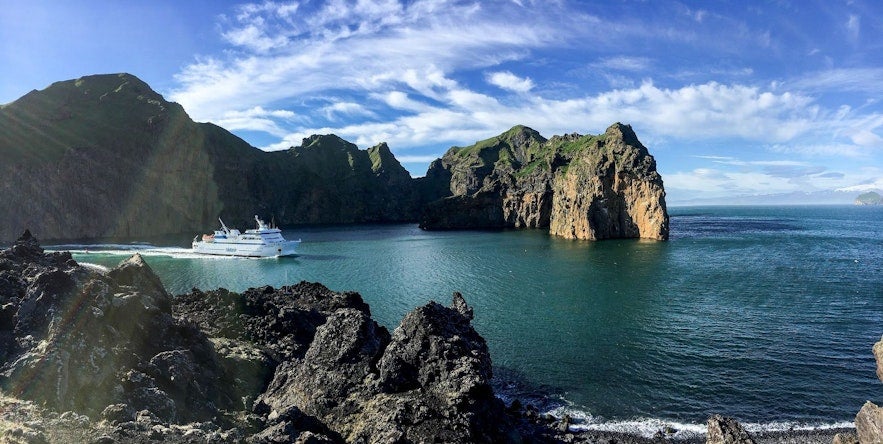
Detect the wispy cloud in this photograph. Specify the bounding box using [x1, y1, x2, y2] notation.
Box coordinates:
[214, 106, 300, 137]
[171, 0, 566, 122]
[486, 71, 534, 93]
[846, 14, 860, 41]
[793, 68, 883, 94]
[164, 0, 883, 193]
[321, 101, 376, 120]
[593, 56, 651, 72]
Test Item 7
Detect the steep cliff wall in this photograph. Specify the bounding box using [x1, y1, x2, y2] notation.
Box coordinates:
[0, 73, 667, 243]
[0, 74, 232, 241]
[0, 74, 420, 242]
[420, 123, 669, 240]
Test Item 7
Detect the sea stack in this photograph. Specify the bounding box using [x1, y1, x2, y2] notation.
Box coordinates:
[419, 123, 669, 240]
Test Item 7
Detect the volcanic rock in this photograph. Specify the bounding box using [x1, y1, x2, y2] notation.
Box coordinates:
[856, 401, 883, 444]
[874, 336, 883, 383]
[706, 414, 755, 444]
[420, 123, 669, 240]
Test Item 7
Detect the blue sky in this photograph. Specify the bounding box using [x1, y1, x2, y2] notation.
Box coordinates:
[2, 0, 882, 204]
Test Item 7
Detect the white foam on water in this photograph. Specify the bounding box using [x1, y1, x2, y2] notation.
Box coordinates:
[542, 404, 851, 440]
[78, 262, 110, 273]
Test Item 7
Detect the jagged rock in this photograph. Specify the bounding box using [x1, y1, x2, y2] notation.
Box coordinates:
[256, 293, 516, 443]
[210, 338, 274, 410]
[0, 249, 231, 422]
[101, 404, 135, 424]
[1, 235, 662, 443]
[420, 123, 669, 240]
[706, 414, 755, 444]
[874, 336, 883, 383]
[106, 253, 170, 312]
[549, 124, 668, 241]
[856, 401, 883, 444]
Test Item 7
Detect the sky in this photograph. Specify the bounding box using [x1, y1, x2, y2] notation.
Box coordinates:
[2, 0, 882, 204]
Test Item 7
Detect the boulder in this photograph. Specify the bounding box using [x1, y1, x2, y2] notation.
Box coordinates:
[874, 336, 883, 383]
[856, 401, 883, 444]
[257, 293, 517, 443]
[706, 414, 755, 444]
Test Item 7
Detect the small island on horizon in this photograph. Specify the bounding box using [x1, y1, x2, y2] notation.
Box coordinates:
[855, 191, 883, 205]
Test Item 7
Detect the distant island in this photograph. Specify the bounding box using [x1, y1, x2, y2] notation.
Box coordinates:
[0, 73, 668, 243]
[855, 191, 883, 205]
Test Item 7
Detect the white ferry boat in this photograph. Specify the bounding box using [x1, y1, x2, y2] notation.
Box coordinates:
[192, 216, 300, 257]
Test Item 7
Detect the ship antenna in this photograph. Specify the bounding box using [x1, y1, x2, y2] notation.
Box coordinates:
[219, 218, 230, 234]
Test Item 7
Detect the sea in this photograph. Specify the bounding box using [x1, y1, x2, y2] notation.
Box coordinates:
[48, 205, 883, 439]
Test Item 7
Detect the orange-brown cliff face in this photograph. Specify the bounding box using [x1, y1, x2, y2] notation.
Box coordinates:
[420, 123, 669, 241]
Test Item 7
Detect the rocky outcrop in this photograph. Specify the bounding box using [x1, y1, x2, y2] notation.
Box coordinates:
[874, 335, 883, 383]
[706, 414, 755, 444]
[856, 401, 883, 444]
[0, 232, 237, 422]
[420, 123, 669, 240]
[846, 337, 883, 444]
[0, 74, 420, 243]
[0, 232, 530, 442]
[255, 291, 515, 443]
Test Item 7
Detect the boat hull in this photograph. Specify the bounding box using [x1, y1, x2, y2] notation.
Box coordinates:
[192, 240, 300, 257]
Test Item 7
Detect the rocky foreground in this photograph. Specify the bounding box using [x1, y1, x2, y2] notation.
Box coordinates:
[0, 232, 871, 443]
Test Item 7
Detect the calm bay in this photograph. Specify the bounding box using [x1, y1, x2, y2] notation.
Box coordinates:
[56, 205, 883, 437]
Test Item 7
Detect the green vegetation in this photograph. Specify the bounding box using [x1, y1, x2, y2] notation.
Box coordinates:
[0, 73, 182, 165]
[855, 191, 883, 205]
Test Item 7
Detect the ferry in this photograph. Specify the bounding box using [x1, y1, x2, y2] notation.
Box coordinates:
[192, 216, 300, 257]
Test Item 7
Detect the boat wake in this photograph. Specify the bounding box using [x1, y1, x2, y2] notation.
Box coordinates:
[45, 244, 286, 260]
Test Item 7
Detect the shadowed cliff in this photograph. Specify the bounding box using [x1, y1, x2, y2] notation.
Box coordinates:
[0, 74, 418, 242]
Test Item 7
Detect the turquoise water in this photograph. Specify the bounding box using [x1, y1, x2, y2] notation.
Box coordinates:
[56, 206, 883, 436]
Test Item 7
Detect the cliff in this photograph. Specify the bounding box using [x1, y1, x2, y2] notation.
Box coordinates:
[420, 123, 669, 240]
[0, 74, 419, 242]
[0, 73, 667, 243]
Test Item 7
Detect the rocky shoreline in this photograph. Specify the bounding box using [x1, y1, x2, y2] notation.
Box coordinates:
[0, 231, 871, 443]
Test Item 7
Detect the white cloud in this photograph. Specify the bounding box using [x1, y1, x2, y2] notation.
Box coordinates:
[793, 68, 883, 94]
[321, 101, 376, 120]
[852, 130, 883, 147]
[214, 106, 299, 137]
[846, 14, 860, 40]
[222, 23, 289, 53]
[593, 56, 651, 72]
[171, 1, 564, 122]
[164, 0, 883, 196]
[837, 176, 883, 192]
[486, 71, 534, 93]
